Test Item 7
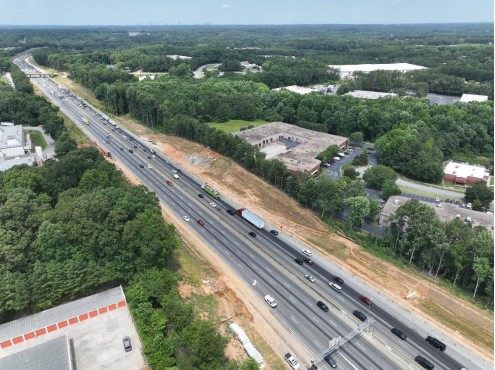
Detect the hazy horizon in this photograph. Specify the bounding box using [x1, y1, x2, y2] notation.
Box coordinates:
[0, 0, 493, 26]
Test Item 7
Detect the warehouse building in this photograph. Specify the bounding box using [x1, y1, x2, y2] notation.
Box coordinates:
[344, 90, 398, 100]
[0, 287, 145, 370]
[329, 63, 427, 79]
[233, 122, 347, 174]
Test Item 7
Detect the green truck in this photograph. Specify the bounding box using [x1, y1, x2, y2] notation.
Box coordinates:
[201, 184, 220, 199]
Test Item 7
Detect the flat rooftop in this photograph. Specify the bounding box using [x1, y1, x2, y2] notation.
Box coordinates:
[459, 94, 489, 103]
[380, 196, 494, 233]
[273, 85, 317, 95]
[233, 122, 347, 172]
[344, 90, 398, 100]
[0, 287, 145, 370]
[0, 335, 72, 370]
[444, 160, 490, 180]
[328, 62, 427, 73]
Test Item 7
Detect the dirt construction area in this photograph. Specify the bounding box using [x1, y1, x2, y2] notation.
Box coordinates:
[42, 65, 493, 367]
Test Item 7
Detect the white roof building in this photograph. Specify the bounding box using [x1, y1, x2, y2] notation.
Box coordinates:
[443, 160, 490, 184]
[459, 94, 489, 103]
[273, 85, 318, 95]
[344, 90, 398, 100]
[329, 63, 427, 79]
[0, 124, 29, 159]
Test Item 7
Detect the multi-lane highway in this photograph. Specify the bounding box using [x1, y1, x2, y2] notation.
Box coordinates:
[15, 55, 490, 370]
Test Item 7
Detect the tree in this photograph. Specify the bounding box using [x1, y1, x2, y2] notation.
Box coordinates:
[346, 196, 370, 227]
[180, 319, 227, 370]
[362, 165, 398, 190]
[464, 181, 494, 209]
[343, 166, 358, 180]
[349, 132, 364, 145]
[352, 153, 368, 166]
[472, 257, 491, 299]
[382, 179, 401, 198]
[318, 144, 339, 162]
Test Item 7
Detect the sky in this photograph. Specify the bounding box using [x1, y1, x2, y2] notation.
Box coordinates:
[0, 0, 493, 26]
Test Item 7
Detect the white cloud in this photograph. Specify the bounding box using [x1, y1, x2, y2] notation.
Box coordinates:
[221, 4, 231, 8]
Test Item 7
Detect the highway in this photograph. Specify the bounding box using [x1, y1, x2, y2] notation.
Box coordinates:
[15, 55, 489, 370]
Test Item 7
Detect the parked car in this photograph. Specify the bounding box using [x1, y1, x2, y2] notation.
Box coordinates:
[270, 229, 279, 235]
[210, 202, 217, 208]
[249, 231, 256, 237]
[294, 258, 303, 265]
[303, 257, 313, 265]
[183, 215, 190, 222]
[123, 336, 132, 352]
[166, 180, 173, 186]
[227, 209, 236, 215]
[334, 276, 344, 285]
[198, 194, 204, 198]
[197, 219, 205, 226]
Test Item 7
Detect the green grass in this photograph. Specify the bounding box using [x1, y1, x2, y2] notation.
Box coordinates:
[206, 119, 266, 134]
[490, 176, 494, 186]
[26, 130, 47, 149]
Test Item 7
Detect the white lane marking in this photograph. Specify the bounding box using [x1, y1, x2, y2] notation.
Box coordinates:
[270, 279, 275, 284]
[313, 339, 322, 348]
[328, 319, 336, 325]
[266, 267, 271, 272]
[284, 282, 290, 288]
[252, 265, 258, 270]
[289, 296, 296, 303]
[235, 241, 239, 246]
[312, 316, 319, 324]
[249, 253, 253, 257]
[238, 263, 243, 268]
[221, 230, 226, 236]
[339, 352, 359, 370]
[306, 301, 312, 306]
[225, 250, 230, 255]
[356, 342, 365, 351]
[291, 316, 298, 324]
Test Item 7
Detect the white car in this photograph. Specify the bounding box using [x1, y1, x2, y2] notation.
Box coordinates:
[305, 274, 315, 283]
[173, 174, 179, 179]
[172, 169, 177, 173]
[147, 164, 152, 169]
[210, 202, 217, 208]
[183, 215, 190, 222]
[302, 249, 313, 257]
[264, 295, 277, 308]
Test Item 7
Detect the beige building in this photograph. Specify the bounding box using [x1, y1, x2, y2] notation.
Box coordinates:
[233, 122, 347, 174]
[379, 196, 493, 233]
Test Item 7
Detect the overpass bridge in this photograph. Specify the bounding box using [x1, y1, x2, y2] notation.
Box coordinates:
[26, 73, 57, 78]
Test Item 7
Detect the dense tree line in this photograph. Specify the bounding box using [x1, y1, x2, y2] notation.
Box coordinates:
[87, 76, 492, 183]
[0, 144, 255, 369]
[0, 69, 71, 143]
[126, 269, 258, 370]
[10, 64, 34, 94]
[388, 200, 494, 306]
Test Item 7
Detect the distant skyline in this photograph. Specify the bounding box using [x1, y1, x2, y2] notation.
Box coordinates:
[0, 0, 493, 26]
